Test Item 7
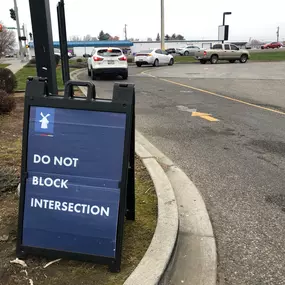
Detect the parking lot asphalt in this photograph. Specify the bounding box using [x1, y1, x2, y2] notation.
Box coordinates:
[78, 63, 285, 285]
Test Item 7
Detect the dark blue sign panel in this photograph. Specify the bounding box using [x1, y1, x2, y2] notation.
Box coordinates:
[22, 106, 126, 258]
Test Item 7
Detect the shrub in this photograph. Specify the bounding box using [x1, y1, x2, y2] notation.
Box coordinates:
[0, 68, 17, 94]
[76, 58, 83, 63]
[0, 90, 16, 114]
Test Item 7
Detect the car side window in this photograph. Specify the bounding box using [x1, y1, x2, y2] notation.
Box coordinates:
[230, 45, 239, 50]
[225, 44, 230, 50]
[213, 44, 222, 49]
[155, 49, 162, 54]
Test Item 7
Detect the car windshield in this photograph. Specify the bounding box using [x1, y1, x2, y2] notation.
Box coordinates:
[97, 49, 122, 57]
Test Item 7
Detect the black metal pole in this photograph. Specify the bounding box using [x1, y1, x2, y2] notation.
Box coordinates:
[223, 13, 226, 26]
[29, 0, 57, 94]
[57, 0, 70, 84]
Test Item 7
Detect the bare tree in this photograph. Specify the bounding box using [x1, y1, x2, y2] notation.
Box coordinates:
[69, 35, 81, 41]
[83, 34, 92, 41]
[0, 25, 16, 57]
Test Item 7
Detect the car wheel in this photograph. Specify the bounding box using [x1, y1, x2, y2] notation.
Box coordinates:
[229, 60, 236, 63]
[168, 58, 174, 66]
[200, 59, 207, 64]
[88, 67, 91, 76]
[91, 68, 97, 80]
[122, 71, 128, 80]
[210, 55, 218, 64]
[239, 54, 248, 63]
[136, 63, 142, 67]
[153, 59, 159, 67]
[184, 51, 189, 56]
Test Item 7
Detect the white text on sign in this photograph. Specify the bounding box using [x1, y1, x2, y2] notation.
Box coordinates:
[33, 154, 79, 167]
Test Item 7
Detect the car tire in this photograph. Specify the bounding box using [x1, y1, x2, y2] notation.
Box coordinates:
[229, 60, 236, 63]
[239, 54, 248, 63]
[200, 59, 207, 64]
[122, 71, 128, 80]
[136, 63, 142, 67]
[88, 67, 91, 76]
[153, 59, 159, 67]
[168, 58, 174, 66]
[91, 68, 97, 80]
[210, 55, 218, 64]
[184, 51, 189, 56]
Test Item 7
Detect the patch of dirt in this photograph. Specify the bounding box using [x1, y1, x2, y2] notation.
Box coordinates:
[0, 96, 157, 285]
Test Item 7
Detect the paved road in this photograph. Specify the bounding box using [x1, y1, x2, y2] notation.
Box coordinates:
[78, 63, 285, 285]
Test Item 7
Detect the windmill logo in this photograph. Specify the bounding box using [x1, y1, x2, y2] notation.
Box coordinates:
[39, 112, 50, 129]
[34, 107, 55, 134]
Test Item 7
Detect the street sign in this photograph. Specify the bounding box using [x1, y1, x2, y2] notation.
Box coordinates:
[17, 79, 135, 272]
[218, 25, 229, 41]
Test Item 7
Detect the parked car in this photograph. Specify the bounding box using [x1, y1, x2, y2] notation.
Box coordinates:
[261, 42, 282, 49]
[194, 43, 250, 64]
[87, 47, 128, 80]
[135, 49, 174, 67]
[165, 48, 176, 55]
[176, 45, 200, 56]
[54, 48, 73, 59]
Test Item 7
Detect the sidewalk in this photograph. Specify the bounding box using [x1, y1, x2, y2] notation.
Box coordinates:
[2, 59, 27, 73]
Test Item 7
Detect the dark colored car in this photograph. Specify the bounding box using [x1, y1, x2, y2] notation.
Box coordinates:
[261, 42, 282, 49]
[165, 48, 176, 55]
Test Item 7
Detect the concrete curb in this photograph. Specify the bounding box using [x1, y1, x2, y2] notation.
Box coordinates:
[136, 131, 217, 285]
[70, 69, 179, 284]
[124, 141, 179, 285]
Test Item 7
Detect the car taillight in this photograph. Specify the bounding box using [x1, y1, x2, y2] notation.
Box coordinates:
[93, 56, 103, 61]
[203, 51, 207, 56]
[148, 54, 152, 56]
[119, 56, 127, 61]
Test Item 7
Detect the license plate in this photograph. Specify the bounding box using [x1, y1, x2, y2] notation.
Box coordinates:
[108, 60, 114, 64]
[139, 59, 143, 61]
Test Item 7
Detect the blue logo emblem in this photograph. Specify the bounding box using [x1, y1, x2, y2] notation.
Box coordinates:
[35, 107, 55, 134]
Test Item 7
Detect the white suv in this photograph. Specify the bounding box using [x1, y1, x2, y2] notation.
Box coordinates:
[87, 47, 128, 80]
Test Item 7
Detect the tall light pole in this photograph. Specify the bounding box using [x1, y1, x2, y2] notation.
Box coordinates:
[222, 12, 231, 43]
[277, 26, 280, 42]
[161, 0, 165, 50]
[14, 0, 23, 59]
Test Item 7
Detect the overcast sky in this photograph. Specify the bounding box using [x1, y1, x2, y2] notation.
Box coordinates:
[0, 0, 284, 42]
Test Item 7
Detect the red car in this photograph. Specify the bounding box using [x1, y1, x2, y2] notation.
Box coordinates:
[261, 42, 282, 49]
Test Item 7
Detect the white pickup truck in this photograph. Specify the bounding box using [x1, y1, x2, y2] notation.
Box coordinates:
[194, 43, 250, 64]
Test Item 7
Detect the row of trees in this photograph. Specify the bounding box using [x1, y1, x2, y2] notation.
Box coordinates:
[69, 31, 120, 42]
[156, 33, 185, 41]
[69, 32, 185, 43]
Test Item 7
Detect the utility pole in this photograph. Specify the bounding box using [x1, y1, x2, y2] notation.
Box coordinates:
[124, 24, 127, 40]
[13, 0, 23, 60]
[161, 0, 165, 50]
[277, 26, 280, 42]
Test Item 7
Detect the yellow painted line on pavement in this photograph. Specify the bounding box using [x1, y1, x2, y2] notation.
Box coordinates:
[159, 78, 285, 116]
[192, 112, 219, 122]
